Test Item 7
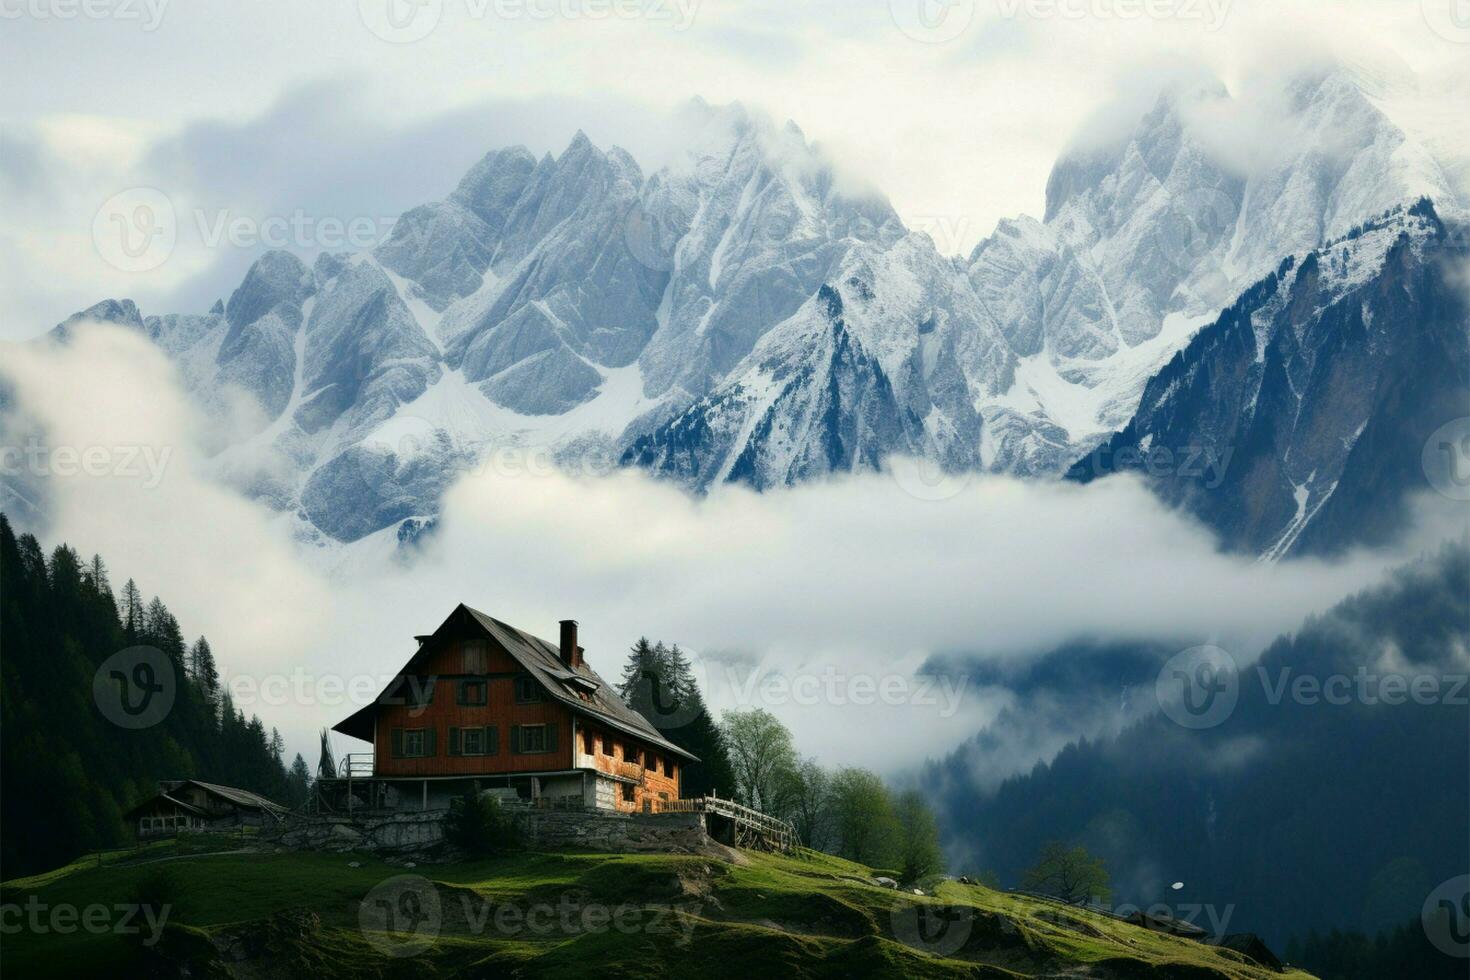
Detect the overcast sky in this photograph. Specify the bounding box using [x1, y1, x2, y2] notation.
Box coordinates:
[3, 0, 1468, 339]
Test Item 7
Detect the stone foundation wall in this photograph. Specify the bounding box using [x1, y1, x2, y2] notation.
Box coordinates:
[515, 810, 709, 853]
[270, 807, 711, 856]
[271, 811, 447, 853]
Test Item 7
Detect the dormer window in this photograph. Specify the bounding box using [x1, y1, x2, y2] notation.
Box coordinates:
[514, 675, 543, 704]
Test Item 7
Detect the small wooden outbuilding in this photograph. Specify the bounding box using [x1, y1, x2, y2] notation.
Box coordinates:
[124, 780, 285, 838]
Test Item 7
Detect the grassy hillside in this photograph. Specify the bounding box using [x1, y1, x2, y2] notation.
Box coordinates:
[1, 839, 1317, 978]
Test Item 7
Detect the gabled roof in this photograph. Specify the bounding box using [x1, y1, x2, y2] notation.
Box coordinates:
[333, 604, 698, 762]
[123, 793, 207, 820]
[123, 780, 284, 820]
[177, 779, 287, 814]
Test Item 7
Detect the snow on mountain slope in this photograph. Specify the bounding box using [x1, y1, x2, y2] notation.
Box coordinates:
[632, 69, 1459, 492]
[1069, 199, 1470, 559]
[39, 67, 1461, 546]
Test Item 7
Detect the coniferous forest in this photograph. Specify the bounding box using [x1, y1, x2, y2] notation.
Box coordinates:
[929, 540, 1470, 958]
[0, 513, 312, 878]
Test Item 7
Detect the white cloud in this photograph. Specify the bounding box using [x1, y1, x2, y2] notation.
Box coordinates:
[3, 322, 1457, 775]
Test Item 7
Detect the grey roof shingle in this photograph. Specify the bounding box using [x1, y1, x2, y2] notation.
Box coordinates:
[334, 604, 698, 762]
[179, 779, 287, 814]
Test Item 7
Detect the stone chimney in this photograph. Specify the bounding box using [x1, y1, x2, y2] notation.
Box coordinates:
[559, 620, 581, 668]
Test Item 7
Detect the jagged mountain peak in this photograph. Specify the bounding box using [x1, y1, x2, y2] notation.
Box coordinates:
[41, 82, 1462, 548]
[1069, 198, 1466, 558]
[1043, 73, 1231, 223]
[225, 250, 312, 331]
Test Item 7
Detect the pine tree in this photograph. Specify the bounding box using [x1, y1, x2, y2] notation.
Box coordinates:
[119, 578, 144, 641]
[616, 636, 734, 798]
[617, 637, 668, 708]
[84, 554, 112, 599]
[286, 754, 313, 808]
[188, 637, 220, 705]
[143, 597, 186, 670]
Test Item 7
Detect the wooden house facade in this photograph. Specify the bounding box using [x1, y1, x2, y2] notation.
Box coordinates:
[330, 606, 695, 813]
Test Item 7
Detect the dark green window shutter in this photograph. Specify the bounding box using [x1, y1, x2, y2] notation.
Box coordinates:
[486, 726, 498, 756]
[391, 728, 403, 758]
[546, 723, 558, 753]
[510, 725, 522, 754]
[426, 727, 437, 756]
[448, 727, 460, 756]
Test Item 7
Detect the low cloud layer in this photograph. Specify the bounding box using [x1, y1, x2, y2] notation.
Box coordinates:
[2, 323, 1461, 778]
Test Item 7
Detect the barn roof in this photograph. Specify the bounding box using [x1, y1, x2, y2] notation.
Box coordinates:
[123, 793, 207, 820]
[123, 780, 284, 820]
[333, 604, 698, 762]
[176, 779, 287, 814]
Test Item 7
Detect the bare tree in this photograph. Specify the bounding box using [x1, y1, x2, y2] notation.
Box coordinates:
[1021, 842, 1111, 904]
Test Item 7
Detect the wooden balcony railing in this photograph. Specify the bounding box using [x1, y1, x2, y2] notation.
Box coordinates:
[652, 796, 798, 851]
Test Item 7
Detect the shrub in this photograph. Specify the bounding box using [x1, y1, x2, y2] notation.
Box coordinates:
[444, 788, 518, 855]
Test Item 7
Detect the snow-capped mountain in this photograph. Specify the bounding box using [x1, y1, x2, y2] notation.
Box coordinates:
[1069, 199, 1469, 558]
[629, 68, 1458, 494]
[44, 69, 1461, 552]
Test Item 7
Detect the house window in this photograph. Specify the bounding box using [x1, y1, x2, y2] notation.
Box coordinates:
[514, 675, 543, 703]
[521, 725, 547, 752]
[462, 640, 487, 673]
[457, 680, 487, 706]
[599, 732, 611, 754]
[582, 729, 595, 754]
[392, 727, 436, 758]
[629, 747, 643, 767]
[462, 727, 484, 755]
[513, 723, 555, 754]
[663, 756, 673, 776]
[621, 783, 635, 803]
[450, 726, 497, 756]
